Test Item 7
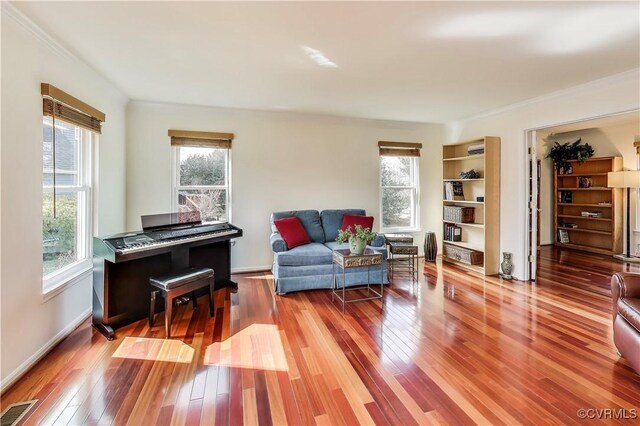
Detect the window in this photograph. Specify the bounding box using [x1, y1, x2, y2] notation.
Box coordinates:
[171, 130, 233, 222]
[41, 83, 104, 293]
[379, 141, 421, 231]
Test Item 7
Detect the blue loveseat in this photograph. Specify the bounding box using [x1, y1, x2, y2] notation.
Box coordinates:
[270, 209, 388, 294]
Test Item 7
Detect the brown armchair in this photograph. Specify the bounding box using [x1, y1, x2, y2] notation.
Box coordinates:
[611, 272, 640, 373]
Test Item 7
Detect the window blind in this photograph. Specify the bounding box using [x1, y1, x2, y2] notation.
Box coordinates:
[378, 141, 422, 157]
[169, 129, 234, 149]
[41, 83, 105, 134]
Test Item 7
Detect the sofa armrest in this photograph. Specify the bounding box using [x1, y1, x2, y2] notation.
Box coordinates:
[270, 232, 288, 253]
[371, 234, 386, 247]
[612, 273, 640, 299]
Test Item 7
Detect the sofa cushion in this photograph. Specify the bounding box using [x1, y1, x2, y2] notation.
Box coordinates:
[618, 298, 640, 332]
[274, 217, 310, 249]
[321, 209, 366, 242]
[272, 210, 325, 243]
[341, 214, 374, 233]
[275, 243, 333, 266]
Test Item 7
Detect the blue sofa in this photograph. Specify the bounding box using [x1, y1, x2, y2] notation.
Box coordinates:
[270, 209, 388, 294]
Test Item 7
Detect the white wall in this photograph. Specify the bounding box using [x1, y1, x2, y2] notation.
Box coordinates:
[126, 102, 442, 271]
[0, 7, 128, 387]
[445, 69, 640, 280]
[537, 122, 640, 245]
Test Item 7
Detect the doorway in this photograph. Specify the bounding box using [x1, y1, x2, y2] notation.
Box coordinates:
[526, 110, 640, 280]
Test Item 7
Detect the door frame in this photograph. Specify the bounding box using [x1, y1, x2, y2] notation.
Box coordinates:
[523, 109, 639, 281]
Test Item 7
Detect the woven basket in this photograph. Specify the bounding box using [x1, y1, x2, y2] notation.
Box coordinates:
[443, 243, 483, 265]
[443, 206, 475, 223]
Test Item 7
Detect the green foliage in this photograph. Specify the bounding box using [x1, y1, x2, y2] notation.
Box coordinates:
[42, 194, 77, 274]
[546, 138, 594, 171]
[336, 225, 377, 244]
[180, 150, 225, 186]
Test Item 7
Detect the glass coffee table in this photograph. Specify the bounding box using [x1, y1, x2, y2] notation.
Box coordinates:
[332, 248, 384, 313]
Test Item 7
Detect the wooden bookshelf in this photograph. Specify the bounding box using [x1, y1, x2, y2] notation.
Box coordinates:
[441, 136, 500, 275]
[553, 156, 622, 255]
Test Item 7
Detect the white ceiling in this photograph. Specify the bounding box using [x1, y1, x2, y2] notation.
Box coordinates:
[11, 1, 640, 123]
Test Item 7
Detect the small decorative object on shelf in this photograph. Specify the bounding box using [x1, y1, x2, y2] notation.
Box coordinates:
[500, 252, 513, 280]
[444, 181, 465, 200]
[578, 177, 592, 188]
[460, 169, 479, 179]
[560, 191, 573, 203]
[424, 232, 437, 262]
[558, 229, 570, 243]
[476, 196, 484, 202]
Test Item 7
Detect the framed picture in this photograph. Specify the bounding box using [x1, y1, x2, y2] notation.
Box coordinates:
[578, 177, 592, 188]
[558, 229, 570, 243]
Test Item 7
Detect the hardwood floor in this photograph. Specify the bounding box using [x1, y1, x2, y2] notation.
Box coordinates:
[2, 246, 640, 425]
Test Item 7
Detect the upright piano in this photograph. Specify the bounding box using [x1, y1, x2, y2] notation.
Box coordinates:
[92, 212, 243, 340]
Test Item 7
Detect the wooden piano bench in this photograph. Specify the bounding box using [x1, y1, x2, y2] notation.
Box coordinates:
[149, 267, 215, 338]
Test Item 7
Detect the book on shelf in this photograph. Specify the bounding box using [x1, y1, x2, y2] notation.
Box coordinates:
[444, 182, 465, 200]
[444, 223, 462, 241]
[558, 229, 570, 243]
[467, 144, 484, 155]
[560, 222, 578, 228]
[559, 191, 573, 203]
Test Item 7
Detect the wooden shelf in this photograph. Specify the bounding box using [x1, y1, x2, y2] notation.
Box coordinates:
[555, 242, 613, 255]
[557, 173, 608, 177]
[557, 187, 611, 191]
[443, 240, 484, 252]
[443, 220, 484, 228]
[557, 227, 611, 235]
[442, 136, 500, 276]
[554, 156, 621, 255]
[443, 154, 484, 162]
[558, 203, 612, 208]
[443, 200, 484, 205]
[557, 214, 611, 222]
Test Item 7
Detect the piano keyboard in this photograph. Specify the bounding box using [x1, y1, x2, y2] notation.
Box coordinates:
[116, 228, 239, 254]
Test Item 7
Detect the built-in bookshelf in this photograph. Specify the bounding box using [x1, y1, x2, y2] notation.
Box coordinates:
[441, 136, 500, 275]
[553, 156, 622, 255]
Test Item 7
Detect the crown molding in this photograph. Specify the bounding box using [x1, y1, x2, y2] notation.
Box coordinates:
[1, 1, 77, 61]
[453, 68, 640, 124]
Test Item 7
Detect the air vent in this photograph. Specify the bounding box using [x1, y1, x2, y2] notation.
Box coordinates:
[0, 400, 37, 426]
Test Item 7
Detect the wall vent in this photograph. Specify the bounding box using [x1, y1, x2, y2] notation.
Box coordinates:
[0, 400, 37, 426]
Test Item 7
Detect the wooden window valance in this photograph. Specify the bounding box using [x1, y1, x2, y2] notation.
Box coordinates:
[169, 129, 234, 149]
[378, 141, 422, 157]
[41, 83, 105, 134]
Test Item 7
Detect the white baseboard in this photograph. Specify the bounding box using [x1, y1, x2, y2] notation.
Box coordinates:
[0, 308, 91, 394]
[231, 265, 272, 274]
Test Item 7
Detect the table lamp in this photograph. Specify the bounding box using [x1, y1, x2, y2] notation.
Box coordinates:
[608, 170, 640, 261]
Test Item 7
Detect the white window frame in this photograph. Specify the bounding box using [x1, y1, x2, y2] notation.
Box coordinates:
[379, 155, 420, 233]
[172, 146, 232, 223]
[42, 119, 94, 294]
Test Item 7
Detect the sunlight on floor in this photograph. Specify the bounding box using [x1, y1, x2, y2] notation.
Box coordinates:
[204, 323, 289, 371]
[112, 337, 194, 364]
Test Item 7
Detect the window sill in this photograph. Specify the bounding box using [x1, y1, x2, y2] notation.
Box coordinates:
[380, 228, 421, 234]
[42, 262, 92, 302]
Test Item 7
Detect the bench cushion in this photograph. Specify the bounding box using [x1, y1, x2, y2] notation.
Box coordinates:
[150, 267, 214, 290]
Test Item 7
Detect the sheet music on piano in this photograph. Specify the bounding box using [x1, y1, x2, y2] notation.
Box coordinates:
[92, 211, 243, 339]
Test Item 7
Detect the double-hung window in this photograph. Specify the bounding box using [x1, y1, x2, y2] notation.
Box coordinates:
[170, 130, 233, 222]
[379, 141, 421, 231]
[41, 84, 104, 293]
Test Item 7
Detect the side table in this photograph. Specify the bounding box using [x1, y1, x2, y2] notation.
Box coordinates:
[332, 248, 384, 313]
[388, 242, 418, 281]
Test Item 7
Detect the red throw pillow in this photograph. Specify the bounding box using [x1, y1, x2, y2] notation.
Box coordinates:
[341, 214, 374, 232]
[274, 217, 311, 249]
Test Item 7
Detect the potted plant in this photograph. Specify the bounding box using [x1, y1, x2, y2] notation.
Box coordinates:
[336, 225, 377, 255]
[546, 138, 594, 173]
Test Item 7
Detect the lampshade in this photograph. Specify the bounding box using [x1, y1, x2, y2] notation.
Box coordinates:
[608, 170, 640, 188]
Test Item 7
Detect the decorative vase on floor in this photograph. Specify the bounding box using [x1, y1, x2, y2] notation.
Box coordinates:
[424, 232, 437, 261]
[349, 236, 367, 255]
[501, 252, 513, 280]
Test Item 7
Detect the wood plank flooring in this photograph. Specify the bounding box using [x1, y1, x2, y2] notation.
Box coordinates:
[2, 246, 640, 425]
